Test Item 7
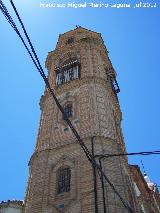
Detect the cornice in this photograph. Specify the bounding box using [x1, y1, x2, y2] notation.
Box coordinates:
[45, 36, 107, 70]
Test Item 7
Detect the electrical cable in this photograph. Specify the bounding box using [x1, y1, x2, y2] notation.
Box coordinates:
[0, 1, 135, 212]
[0, 1, 43, 76]
[9, 0, 45, 78]
[95, 151, 160, 159]
[0, 3, 135, 211]
[0, 1, 16, 29]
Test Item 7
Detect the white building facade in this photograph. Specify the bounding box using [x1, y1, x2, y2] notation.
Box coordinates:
[0, 200, 23, 213]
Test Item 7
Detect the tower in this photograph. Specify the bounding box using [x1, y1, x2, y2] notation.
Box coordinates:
[24, 27, 137, 213]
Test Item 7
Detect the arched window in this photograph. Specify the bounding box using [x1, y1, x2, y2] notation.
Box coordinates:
[57, 167, 71, 194]
[63, 103, 73, 120]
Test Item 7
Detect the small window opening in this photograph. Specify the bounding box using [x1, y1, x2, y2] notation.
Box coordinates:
[56, 64, 80, 86]
[66, 37, 74, 44]
[57, 168, 71, 194]
[63, 103, 73, 120]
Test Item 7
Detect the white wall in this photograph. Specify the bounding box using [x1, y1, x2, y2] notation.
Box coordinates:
[0, 207, 22, 213]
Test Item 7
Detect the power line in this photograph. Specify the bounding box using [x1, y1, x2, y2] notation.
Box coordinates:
[95, 150, 160, 159]
[0, 1, 134, 212]
[9, 0, 45, 77]
[0, 0, 43, 75]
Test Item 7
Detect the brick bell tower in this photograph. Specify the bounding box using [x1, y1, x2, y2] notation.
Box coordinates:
[24, 27, 137, 213]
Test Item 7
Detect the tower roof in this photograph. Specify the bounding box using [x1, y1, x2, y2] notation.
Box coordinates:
[59, 26, 101, 37]
[55, 26, 104, 49]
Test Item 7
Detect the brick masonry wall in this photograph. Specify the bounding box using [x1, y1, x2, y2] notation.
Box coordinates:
[24, 27, 137, 213]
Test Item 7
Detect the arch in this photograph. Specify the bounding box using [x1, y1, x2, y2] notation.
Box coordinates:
[48, 155, 77, 210]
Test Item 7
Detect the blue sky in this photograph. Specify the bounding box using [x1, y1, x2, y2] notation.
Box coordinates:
[0, 0, 160, 201]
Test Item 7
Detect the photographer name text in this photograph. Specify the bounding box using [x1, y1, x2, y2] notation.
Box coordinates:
[39, 2, 158, 9]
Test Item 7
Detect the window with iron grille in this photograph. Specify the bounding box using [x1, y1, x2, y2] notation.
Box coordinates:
[57, 168, 71, 194]
[56, 64, 80, 86]
[105, 69, 120, 94]
[63, 103, 73, 120]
